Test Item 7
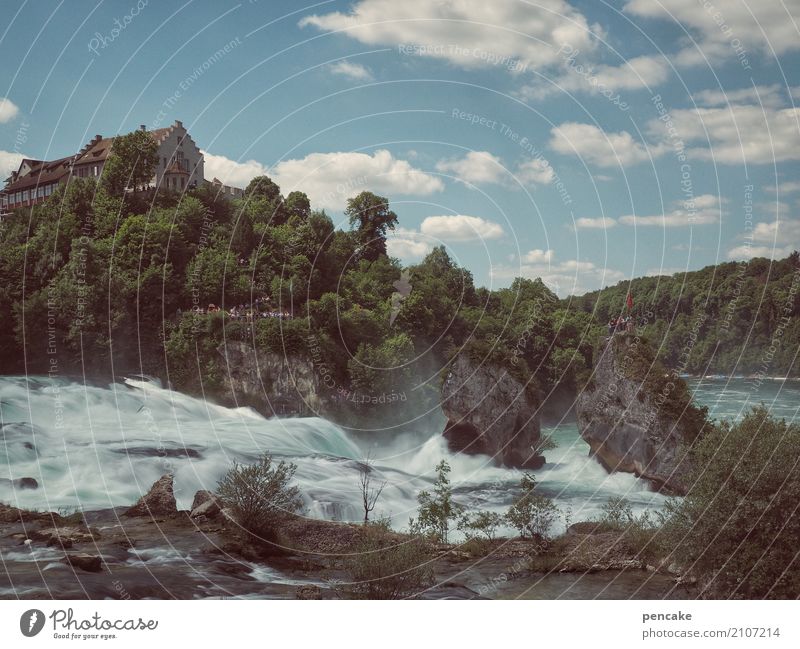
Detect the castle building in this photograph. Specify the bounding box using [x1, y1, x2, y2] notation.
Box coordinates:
[1, 120, 238, 215]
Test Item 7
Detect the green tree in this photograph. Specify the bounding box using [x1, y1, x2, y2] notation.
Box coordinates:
[101, 129, 159, 195]
[345, 191, 398, 262]
[506, 473, 559, 542]
[245, 175, 282, 202]
[412, 460, 463, 543]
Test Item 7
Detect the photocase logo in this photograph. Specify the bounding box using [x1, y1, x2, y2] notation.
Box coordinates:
[20, 609, 45, 637]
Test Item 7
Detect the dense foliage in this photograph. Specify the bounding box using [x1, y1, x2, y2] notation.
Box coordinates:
[661, 407, 800, 598]
[571, 255, 800, 376]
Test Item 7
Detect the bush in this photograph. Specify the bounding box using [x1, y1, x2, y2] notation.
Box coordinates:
[661, 407, 800, 598]
[216, 453, 303, 544]
[337, 524, 433, 599]
[601, 496, 634, 529]
[506, 474, 559, 542]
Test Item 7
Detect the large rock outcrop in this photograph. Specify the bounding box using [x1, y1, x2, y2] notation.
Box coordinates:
[441, 354, 545, 469]
[218, 342, 324, 416]
[124, 474, 178, 518]
[576, 335, 706, 494]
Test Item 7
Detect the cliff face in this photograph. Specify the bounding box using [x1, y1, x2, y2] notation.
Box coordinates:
[441, 354, 545, 469]
[576, 336, 701, 494]
[217, 342, 324, 416]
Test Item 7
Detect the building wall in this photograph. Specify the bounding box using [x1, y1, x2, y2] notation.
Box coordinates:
[154, 123, 204, 189]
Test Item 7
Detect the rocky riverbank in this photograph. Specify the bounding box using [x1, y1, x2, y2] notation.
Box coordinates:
[0, 475, 694, 600]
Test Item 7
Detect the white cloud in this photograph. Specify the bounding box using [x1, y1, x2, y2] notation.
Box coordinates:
[492, 249, 625, 296]
[516, 158, 555, 185]
[523, 249, 554, 263]
[435, 150, 555, 187]
[727, 244, 796, 260]
[751, 219, 800, 244]
[0, 98, 19, 123]
[694, 84, 786, 109]
[273, 149, 444, 210]
[774, 181, 800, 194]
[387, 227, 433, 259]
[328, 60, 374, 81]
[618, 194, 722, 227]
[202, 151, 269, 187]
[517, 52, 671, 101]
[647, 104, 800, 164]
[204, 149, 444, 210]
[574, 216, 617, 229]
[299, 0, 598, 72]
[436, 151, 505, 185]
[0, 150, 25, 178]
[549, 122, 663, 167]
[420, 214, 504, 242]
[619, 195, 722, 227]
[625, 0, 800, 62]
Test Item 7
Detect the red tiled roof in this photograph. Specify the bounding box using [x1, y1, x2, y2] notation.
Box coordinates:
[3, 156, 74, 193]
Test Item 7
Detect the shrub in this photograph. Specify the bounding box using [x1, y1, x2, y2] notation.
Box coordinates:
[661, 407, 800, 598]
[337, 524, 433, 599]
[506, 473, 559, 542]
[216, 453, 303, 544]
[600, 497, 663, 564]
[601, 496, 634, 529]
[458, 510, 504, 541]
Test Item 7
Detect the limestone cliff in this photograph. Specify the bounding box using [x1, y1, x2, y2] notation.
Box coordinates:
[441, 354, 545, 469]
[576, 335, 707, 495]
[217, 342, 324, 416]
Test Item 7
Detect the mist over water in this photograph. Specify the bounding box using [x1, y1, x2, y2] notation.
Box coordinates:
[1, 375, 797, 532]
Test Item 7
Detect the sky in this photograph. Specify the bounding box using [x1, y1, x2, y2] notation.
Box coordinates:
[1, 0, 799, 295]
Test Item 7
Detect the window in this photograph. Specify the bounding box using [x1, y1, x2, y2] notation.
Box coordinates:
[93, 165, 99, 176]
[180, 177, 184, 189]
[22, 190, 29, 202]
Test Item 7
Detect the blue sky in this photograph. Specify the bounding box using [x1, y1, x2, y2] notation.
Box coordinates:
[1, 0, 799, 295]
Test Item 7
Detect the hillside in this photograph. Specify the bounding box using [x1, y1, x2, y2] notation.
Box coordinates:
[567, 255, 800, 377]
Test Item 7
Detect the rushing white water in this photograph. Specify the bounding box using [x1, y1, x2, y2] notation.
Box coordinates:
[1, 375, 796, 534]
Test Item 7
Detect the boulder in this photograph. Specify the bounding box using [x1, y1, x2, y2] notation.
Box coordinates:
[63, 553, 103, 573]
[29, 526, 99, 548]
[0, 503, 62, 525]
[123, 474, 178, 518]
[441, 354, 545, 469]
[190, 490, 222, 518]
[0, 477, 38, 489]
[575, 335, 707, 494]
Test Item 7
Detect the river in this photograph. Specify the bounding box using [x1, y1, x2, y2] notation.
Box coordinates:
[0, 375, 797, 534]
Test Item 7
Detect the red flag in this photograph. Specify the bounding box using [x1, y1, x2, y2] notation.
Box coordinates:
[626, 292, 633, 310]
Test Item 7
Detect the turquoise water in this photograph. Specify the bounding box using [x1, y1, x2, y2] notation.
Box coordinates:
[0, 376, 796, 531]
[686, 377, 799, 423]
